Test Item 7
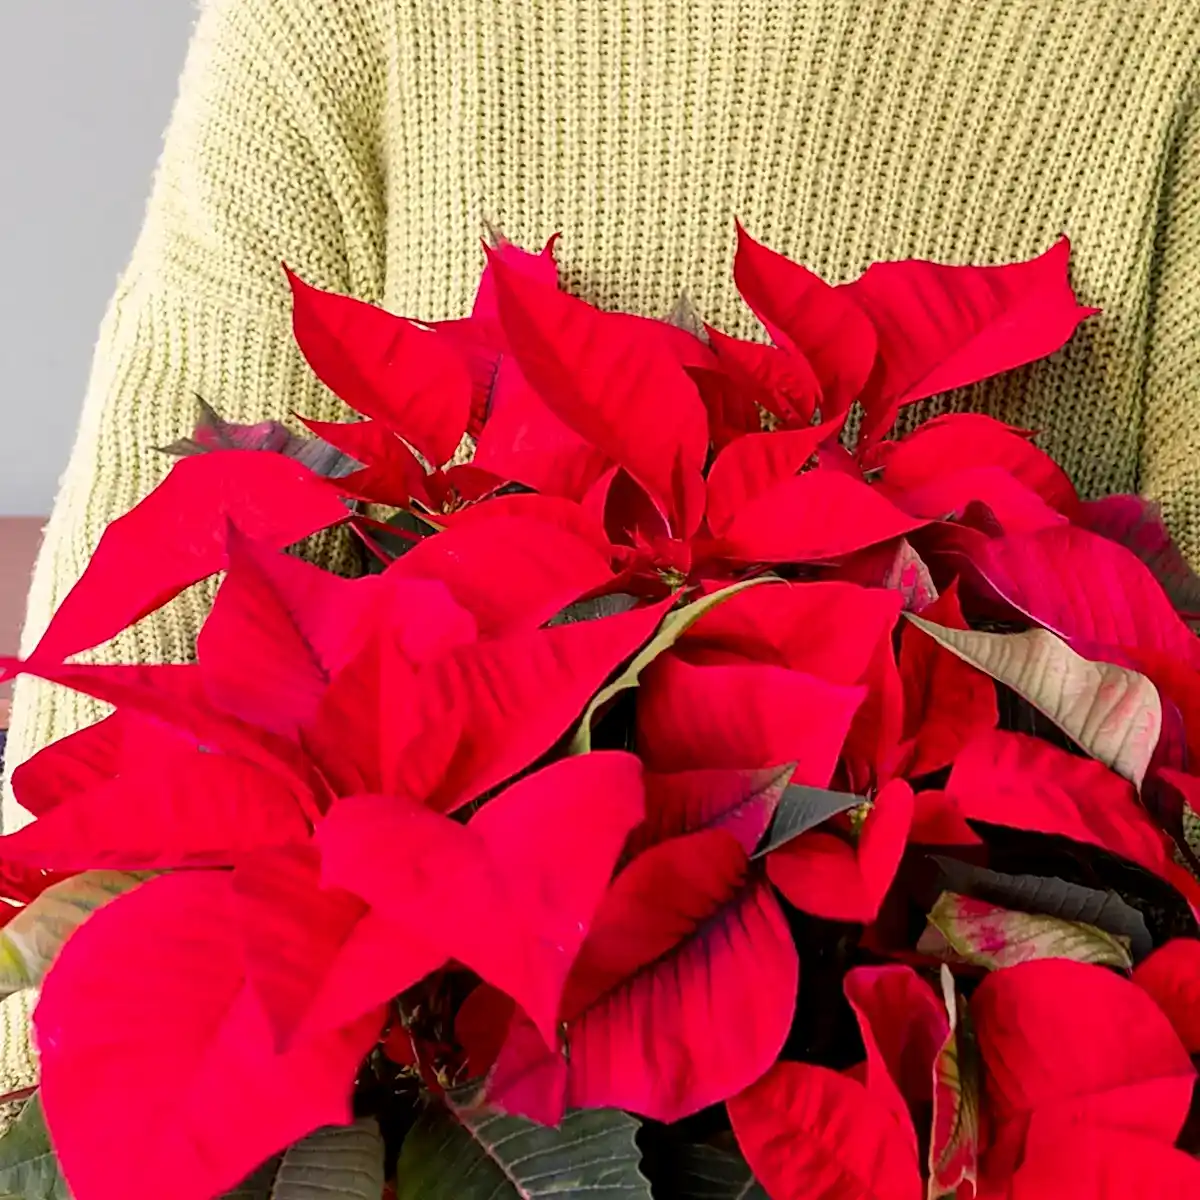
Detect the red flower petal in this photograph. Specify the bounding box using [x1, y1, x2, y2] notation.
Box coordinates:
[472, 356, 612, 500]
[1133, 938, 1200, 1054]
[386, 510, 615, 636]
[637, 652, 864, 784]
[733, 225, 878, 420]
[705, 418, 843, 537]
[687, 578, 902, 685]
[319, 753, 645, 1044]
[704, 324, 822, 426]
[0, 745, 310, 872]
[489, 252, 708, 528]
[31, 451, 349, 663]
[627, 764, 795, 856]
[299, 416, 429, 509]
[842, 628, 906, 791]
[562, 829, 798, 1122]
[35, 872, 382, 1200]
[9, 708, 160, 819]
[298, 623, 424, 798]
[482, 1007, 569, 1126]
[848, 966, 949, 1107]
[908, 789, 983, 846]
[0, 659, 313, 795]
[1082, 494, 1200, 619]
[198, 531, 384, 737]
[689, 364, 764, 452]
[443, 491, 612, 558]
[844, 965, 950, 1149]
[401, 600, 668, 812]
[470, 233, 560, 324]
[454, 983, 515, 1080]
[974, 525, 1200, 669]
[946, 730, 1176, 879]
[971, 958, 1195, 1145]
[1008, 1119, 1200, 1199]
[718, 470, 926, 564]
[467, 750, 647, 1026]
[885, 466, 1067, 535]
[899, 581, 999, 778]
[288, 269, 471, 466]
[767, 780, 914, 923]
[233, 843, 442, 1047]
[584, 465, 673, 548]
[827, 539, 938, 612]
[318, 793, 549, 1028]
[843, 238, 1094, 411]
[728, 1061, 922, 1200]
[873, 413, 1078, 516]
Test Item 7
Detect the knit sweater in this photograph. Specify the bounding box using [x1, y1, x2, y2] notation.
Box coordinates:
[3, 0, 1200, 1078]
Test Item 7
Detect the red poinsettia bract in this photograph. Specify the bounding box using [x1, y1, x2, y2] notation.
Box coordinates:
[6, 226, 1200, 1200]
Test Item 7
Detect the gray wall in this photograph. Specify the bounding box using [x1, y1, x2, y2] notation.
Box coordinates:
[0, 2, 196, 515]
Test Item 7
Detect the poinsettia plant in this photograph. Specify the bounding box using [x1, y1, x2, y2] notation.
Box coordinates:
[2, 226, 1200, 1200]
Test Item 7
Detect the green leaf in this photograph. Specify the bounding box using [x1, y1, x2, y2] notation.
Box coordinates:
[272, 1121, 385, 1200]
[1185, 805, 1200, 862]
[162, 399, 358, 478]
[570, 578, 772, 754]
[355, 509, 443, 568]
[220, 1121, 384, 1200]
[751, 784, 861, 858]
[549, 594, 641, 626]
[663, 293, 707, 341]
[928, 967, 980, 1200]
[0, 872, 146, 996]
[649, 1143, 767, 1199]
[930, 857, 1153, 960]
[902, 617, 1161, 788]
[395, 1106, 652, 1199]
[0, 1094, 69, 1200]
[221, 1157, 283, 1200]
[921, 892, 1133, 972]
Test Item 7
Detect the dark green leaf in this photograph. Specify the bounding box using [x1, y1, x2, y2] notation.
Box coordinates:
[649, 1143, 767, 1199]
[221, 1122, 384, 1200]
[162, 399, 358, 479]
[0, 1095, 69, 1200]
[395, 1106, 652, 1199]
[752, 785, 861, 858]
[549, 594, 641, 626]
[930, 857, 1153, 960]
[271, 1121, 385, 1200]
[356, 509, 441, 565]
[221, 1156, 282, 1200]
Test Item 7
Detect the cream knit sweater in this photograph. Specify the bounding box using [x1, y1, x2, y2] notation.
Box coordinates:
[3, 0, 1200, 1084]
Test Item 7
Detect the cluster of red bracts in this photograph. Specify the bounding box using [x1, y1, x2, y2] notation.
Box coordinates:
[4, 229, 1200, 1200]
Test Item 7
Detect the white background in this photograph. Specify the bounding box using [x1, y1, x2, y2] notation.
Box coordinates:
[0, 1, 195, 514]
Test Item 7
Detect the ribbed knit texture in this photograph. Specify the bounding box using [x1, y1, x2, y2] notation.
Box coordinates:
[1, 3, 1199, 1086]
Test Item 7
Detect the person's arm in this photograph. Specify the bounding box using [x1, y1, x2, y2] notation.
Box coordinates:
[1140, 79, 1200, 565]
[3, 0, 388, 833]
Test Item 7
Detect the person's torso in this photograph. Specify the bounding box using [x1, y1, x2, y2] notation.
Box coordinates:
[368, 0, 1200, 496]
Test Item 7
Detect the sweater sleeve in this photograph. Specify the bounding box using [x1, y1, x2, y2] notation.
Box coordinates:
[3, 0, 387, 833]
[1140, 80, 1200, 566]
